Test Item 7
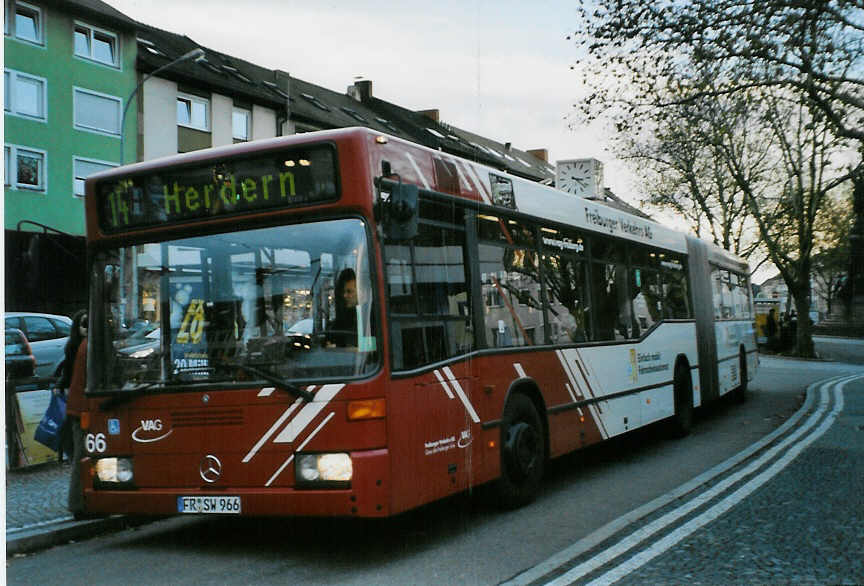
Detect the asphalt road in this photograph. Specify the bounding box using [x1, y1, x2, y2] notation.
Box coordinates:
[7, 356, 863, 585]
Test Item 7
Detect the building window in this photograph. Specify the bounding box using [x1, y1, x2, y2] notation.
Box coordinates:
[73, 157, 116, 197]
[4, 69, 47, 121]
[7, 1, 43, 44]
[232, 107, 250, 141]
[74, 22, 119, 67]
[5, 144, 46, 191]
[177, 93, 210, 131]
[74, 87, 122, 135]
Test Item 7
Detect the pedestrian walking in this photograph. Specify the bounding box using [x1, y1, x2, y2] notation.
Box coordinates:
[55, 310, 87, 460]
[63, 311, 88, 517]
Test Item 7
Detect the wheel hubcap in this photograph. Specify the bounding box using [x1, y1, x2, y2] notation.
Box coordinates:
[506, 421, 538, 479]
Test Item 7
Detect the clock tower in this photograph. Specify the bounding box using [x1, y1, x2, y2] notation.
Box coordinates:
[555, 158, 604, 199]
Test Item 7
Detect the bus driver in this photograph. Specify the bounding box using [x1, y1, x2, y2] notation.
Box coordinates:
[326, 268, 358, 347]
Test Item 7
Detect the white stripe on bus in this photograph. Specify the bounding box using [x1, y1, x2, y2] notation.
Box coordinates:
[274, 384, 344, 443]
[442, 366, 480, 423]
[258, 387, 275, 397]
[570, 350, 611, 436]
[556, 350, 609, 439]
[565, 383, 578, 403]
[242, 396, 305, 463]
[514, 363, 527, 378]
[433, 369, 456, 399]
[405, 152, 431, 189]
[452, 159, 473, 192]
[465, 161, 492, 203]
[265, 411, 336, 487]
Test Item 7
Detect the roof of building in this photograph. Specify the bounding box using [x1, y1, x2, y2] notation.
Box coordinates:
[51, 0, 138, 29]
[131, 24, 554, 182]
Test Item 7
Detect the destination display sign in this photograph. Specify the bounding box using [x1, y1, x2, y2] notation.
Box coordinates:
[96, 145, 338, 232]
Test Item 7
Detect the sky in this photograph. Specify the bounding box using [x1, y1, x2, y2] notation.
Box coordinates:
[106, 0, 641, 201]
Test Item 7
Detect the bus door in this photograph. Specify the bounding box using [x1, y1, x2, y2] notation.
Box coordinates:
[383, 196, 480, 507]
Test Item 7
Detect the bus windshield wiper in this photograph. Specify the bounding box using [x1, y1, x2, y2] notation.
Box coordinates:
[98, 380, 166, 410]
[98, 368, 212, 410]
[232, 361, 314, 401]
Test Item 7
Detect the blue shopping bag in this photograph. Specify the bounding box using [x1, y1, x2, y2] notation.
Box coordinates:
[34, 392, 66, 452]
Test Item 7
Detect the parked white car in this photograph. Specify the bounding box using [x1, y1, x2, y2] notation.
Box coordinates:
[4, 312, 72, 379]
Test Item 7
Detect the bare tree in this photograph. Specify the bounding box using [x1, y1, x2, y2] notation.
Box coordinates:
[573, 0, 863, 356]
[716, 94, 855, 355]
[575, 0, 864, 143]
[613, 87, 764, 258]
[811, 187, 853, 316]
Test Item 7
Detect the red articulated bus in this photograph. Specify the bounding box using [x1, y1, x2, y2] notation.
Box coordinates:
[81, 127, 757, 517]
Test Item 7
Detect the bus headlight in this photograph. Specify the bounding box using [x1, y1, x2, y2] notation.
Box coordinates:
[94, 457, 134, 485]
[295, 453, 352, 485]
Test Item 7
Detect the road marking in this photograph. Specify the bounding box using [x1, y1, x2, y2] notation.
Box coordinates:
[583, 375, 854, 586]
[503, 372, 862, 586]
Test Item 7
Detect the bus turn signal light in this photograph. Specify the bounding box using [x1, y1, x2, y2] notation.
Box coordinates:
[347, 399, 386, 421]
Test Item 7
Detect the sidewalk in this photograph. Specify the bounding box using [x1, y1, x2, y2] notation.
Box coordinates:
[6, 461, 131, 555]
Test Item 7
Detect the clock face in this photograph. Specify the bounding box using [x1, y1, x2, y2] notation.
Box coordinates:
[557, 161, 593, 194]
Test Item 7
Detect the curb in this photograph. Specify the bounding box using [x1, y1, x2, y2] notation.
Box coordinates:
[6, 515, 142, 556]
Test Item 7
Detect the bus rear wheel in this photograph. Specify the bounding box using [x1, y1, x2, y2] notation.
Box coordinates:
[670, 361, 693, 438]
[496, 393, 545, 509]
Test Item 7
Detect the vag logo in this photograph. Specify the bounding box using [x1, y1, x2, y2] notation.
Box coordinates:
[132, 418, 173, 443]
[140, 419, 163, 431]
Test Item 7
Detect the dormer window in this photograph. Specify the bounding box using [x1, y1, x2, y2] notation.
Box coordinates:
[75, 22, 119, 67]
[222, 64, 252, 84]
[375, 117, 397, 132]
[340, 106, 367, 123]
[301, 93, 331, 112]
[138, 38, 166, 58]
[262, 81, 290, 100]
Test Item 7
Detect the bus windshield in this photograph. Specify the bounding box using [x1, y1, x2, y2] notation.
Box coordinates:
[91, 218, 378, 393]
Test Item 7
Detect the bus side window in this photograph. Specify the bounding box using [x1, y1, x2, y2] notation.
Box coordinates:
[479, 245, 544, 348]
[543, 253, 590, 344]
[664, 270, 691, 319]
[590, 260, 633, 341]
[632, 268, 662, 332]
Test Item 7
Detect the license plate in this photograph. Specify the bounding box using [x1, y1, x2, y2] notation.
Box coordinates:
[177, 496, 241, 514]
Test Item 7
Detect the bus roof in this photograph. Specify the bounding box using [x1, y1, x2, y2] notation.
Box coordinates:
[86, 126, 749, 267]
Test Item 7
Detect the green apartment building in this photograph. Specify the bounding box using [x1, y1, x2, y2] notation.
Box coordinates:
[4, 0, 138, 313]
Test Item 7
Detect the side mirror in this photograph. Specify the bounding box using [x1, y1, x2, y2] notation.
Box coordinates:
[385, 182, 418, 240]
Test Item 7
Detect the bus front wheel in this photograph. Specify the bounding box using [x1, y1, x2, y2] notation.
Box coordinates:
[496, 393, 545, 509]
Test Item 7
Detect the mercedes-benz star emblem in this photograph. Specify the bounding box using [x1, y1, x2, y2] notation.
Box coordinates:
[199, 454, 222, 483]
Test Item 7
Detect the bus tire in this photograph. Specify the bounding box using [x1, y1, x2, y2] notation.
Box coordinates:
[496, 393, 545, 509]
[732, 349, 748, 403]
[670, 360, 693, 438]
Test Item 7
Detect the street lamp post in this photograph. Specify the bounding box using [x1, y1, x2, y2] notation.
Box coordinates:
[119, 48, 205, 165]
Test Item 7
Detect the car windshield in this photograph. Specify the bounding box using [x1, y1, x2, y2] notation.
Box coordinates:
[91, 219, 378, 393]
